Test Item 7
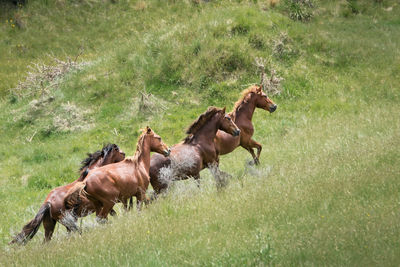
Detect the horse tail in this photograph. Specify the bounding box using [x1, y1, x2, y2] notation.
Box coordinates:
[64, 182, 87, 214]
[9, 202, 51, 245]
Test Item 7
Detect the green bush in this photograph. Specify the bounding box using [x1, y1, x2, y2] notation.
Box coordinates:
[283, 0, 315, 21]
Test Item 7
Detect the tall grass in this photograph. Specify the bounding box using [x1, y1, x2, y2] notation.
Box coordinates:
[0, 0, 399, 265]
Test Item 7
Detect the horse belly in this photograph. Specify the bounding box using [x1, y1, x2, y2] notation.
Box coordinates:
[169, 147, 202, 179]
[114, 176, 138, 200]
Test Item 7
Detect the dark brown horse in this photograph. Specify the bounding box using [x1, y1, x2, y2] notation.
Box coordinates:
[64, 127, 170, 223]
[150, 106, 240, 194]
[215, 85, 277, 165]
[9, 144, 125, 245]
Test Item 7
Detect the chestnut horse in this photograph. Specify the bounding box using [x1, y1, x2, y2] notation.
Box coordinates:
[215, 85, 277, 165]
[150, 106, 240, 194]
[9, 144, 126, 245]
[64, 127, 170, 223]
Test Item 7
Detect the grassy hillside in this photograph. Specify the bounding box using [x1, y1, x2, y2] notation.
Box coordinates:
[0, 0, 399, 265]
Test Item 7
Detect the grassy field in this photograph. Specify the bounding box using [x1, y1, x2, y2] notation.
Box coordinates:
[0, 0, 399, 265]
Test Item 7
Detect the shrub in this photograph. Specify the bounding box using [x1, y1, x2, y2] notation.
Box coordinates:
[248, 33, 266, 50]
[341, 0, 361, 17]
[12, 56, 88, 98]
[283, 0, 315, 22]
[347, 0, 360, 14]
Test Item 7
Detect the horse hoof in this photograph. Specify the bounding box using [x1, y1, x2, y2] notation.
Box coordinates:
[254, 158, 260, 165]
[110, 209, 117, 216]
[96, 217, 107, 224]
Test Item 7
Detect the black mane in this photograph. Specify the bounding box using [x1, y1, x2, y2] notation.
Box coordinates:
[79, 144, 118, 172]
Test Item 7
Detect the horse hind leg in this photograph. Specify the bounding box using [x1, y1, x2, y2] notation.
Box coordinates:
[43, 214, 56, 243]
[96, 200, 116, 223]
[250, 139, 262, 164]
[129, 197, 134, 210]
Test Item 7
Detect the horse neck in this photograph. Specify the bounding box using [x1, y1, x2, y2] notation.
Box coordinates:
[76, 156, 104, 182]
[192, 116, 220, 145]
[135, 137, 151, 173]
[233, 97, 256, 123]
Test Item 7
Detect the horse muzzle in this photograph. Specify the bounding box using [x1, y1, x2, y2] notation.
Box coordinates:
[164, 148, 171, 157]
[233, 129, 241, 136]
[269, 104, 277, 113]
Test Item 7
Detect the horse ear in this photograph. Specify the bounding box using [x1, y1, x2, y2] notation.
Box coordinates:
[146, 126, 152, 134]
[222, 107, 226, 113]
[256, 86, 262, 93]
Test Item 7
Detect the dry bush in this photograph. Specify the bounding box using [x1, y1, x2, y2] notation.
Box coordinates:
[15, 96, 92, 136]
[12, 55, 88, 98]
[51, 102, 91, 132]
[255, 57, 284, 96]
[272, 31, 295, 59]
[137, 90, 167, 114]
[138, 90, 168, 114]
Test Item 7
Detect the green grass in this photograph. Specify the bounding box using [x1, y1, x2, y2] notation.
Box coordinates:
[0, 0, 399, 265]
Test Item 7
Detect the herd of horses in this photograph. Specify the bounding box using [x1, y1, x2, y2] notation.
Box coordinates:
[9, 84, 277, 245]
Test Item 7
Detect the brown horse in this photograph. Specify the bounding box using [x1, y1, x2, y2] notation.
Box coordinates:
[9, 144, 125, 245]
[215, 85, 277, 165]
[64, 127, 170, 223]
[150, 106, 240, 194]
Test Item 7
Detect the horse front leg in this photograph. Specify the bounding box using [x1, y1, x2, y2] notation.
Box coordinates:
[208, 162, 229, 190]
[122, 199, 129, 212]
[136, 189, 147, 212]
[60, 210, 81, 235]
[61, 218, 81, 235]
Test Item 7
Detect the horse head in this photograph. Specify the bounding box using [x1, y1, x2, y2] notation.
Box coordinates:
[145, 126, 170, 157]
[102, 144, 126, 165]
[219, 107, 240, 136]
[253, 85, 277, 113]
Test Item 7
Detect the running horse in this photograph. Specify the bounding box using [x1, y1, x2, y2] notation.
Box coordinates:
[215, 85, 277, 165]
[150, 106, 240, 194]
[63, 127, 170, 223]
[9, 144, 125, 245]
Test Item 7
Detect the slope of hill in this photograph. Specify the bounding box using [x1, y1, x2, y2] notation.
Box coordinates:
[0, 0, 399, 265]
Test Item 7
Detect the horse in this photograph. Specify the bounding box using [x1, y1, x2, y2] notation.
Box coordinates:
[214, 85, 277, 165]
[149, 106, 240, 195]
[9, 144, 125, 245]
[63, 127, 170, 223]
